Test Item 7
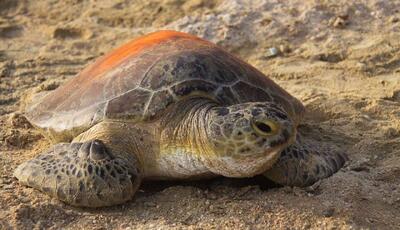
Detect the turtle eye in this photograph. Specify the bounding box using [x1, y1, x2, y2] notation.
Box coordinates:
[251, 119, 279, 136]
[89, 140, 108, 161]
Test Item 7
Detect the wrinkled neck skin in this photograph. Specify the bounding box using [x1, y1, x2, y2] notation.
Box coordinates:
[159, 98, 288, 178]
[156, 98, 216, 178]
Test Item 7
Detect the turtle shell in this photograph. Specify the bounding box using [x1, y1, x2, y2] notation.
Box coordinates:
[26, 30, 305, 141]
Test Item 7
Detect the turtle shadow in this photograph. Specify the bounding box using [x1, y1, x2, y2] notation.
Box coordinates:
[139, 175, 281, 195]
[70, 176, 281, 214]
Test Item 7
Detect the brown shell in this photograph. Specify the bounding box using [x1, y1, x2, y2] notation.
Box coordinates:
[26, 30, 305, 140]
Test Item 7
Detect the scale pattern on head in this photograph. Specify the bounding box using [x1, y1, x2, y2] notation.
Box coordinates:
[209, 102, 293, 157]
[197, 101, 295, 177]
[26, 30, 304, 141]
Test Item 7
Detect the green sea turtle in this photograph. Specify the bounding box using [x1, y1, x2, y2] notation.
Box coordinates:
[14, 30, 347, 207]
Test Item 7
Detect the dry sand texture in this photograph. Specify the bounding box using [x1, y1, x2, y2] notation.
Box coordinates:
[1, 0, 400, 229]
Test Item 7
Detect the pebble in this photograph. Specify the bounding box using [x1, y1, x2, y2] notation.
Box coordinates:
[144, 201, 157, 207]
[18, 197, 31, 203]
[389, 16, 399, 23]
[384, 127, 399, 138]
[0, 61, 15, 78]
[53, 27, 83, 40]
[3, 184, 14, 190]
[279, 44, 291, 53]
[265, 47, 280, 58]
[366, 218, 375, 223]
[120, 223, 133, 230]
[333, 17, 347, 28]
[39, 81, 60, 91]
[356, 62, 367, 72]
[322, 207, 335, 217]
[34, 75, 46, 82]
[1, 177, 12, 184]
[361, 114, 372, 120]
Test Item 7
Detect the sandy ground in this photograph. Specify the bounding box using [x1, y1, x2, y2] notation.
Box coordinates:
[1, 0, 400, 229]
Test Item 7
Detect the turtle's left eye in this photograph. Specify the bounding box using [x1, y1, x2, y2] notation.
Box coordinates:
[251, 119, 279, 136]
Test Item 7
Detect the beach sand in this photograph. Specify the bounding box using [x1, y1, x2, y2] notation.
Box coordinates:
[1, 0, 399, 229]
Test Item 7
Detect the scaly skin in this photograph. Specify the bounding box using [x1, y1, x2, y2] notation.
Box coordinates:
[15, 122, 142, 207]
[158, 98, 295, 178]
[14, 99, 295, 207]
[14, 31, 347, 207]
[263, 133, 348, 186]
[14, 98, 346, 207]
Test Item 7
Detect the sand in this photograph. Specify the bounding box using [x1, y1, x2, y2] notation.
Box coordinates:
[0, 0, 399, 229]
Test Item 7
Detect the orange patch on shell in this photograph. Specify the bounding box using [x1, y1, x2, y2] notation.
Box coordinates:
[84, 30, 207, 77]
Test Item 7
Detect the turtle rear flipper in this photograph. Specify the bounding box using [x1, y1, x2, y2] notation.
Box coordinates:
[14, 140, 141, 207]
[263, 133, 347, 187]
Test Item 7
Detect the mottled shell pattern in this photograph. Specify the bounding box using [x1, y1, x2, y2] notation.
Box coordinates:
[26, 30, 304, 140]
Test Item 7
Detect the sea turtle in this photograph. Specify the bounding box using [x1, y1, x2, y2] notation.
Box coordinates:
[14, 30, 347, 207]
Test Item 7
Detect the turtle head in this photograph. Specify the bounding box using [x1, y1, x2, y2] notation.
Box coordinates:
[206, 102, 295, 177]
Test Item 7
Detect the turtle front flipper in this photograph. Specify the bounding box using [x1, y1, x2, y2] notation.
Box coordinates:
[263, 133, 348, 187]
[14, 139, 141, 207]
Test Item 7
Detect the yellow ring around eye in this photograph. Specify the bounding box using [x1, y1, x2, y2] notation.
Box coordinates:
[251, 119, 280, 136]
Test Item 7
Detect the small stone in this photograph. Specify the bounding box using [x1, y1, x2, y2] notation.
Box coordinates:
[389, 16, 399, 23]
[53, 27, 83, 40]
[1, 177, 12, 184]
[328, 17, 336, 26]
[384, 127, 399, 138]
[350, 164, 370, 172]
[3, 184, 14, 190]
[265, 47, 280, 58]
[34, 75, 46, 82]
[333, 17, 347, 28]
[354, 10, 362, 16]
[322, 207, 335, 217]
[39, 80, 61, 91]
[338, 12, 349, 20]
[144, 201, 157, 207]
[18, 197, 31, 203]
[361, 114, 372, 120]
[0, 61, 16, 78]
[366, 218, 375, 223]
[279, 44, 291, 53]
[356, 62, 367, 72]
